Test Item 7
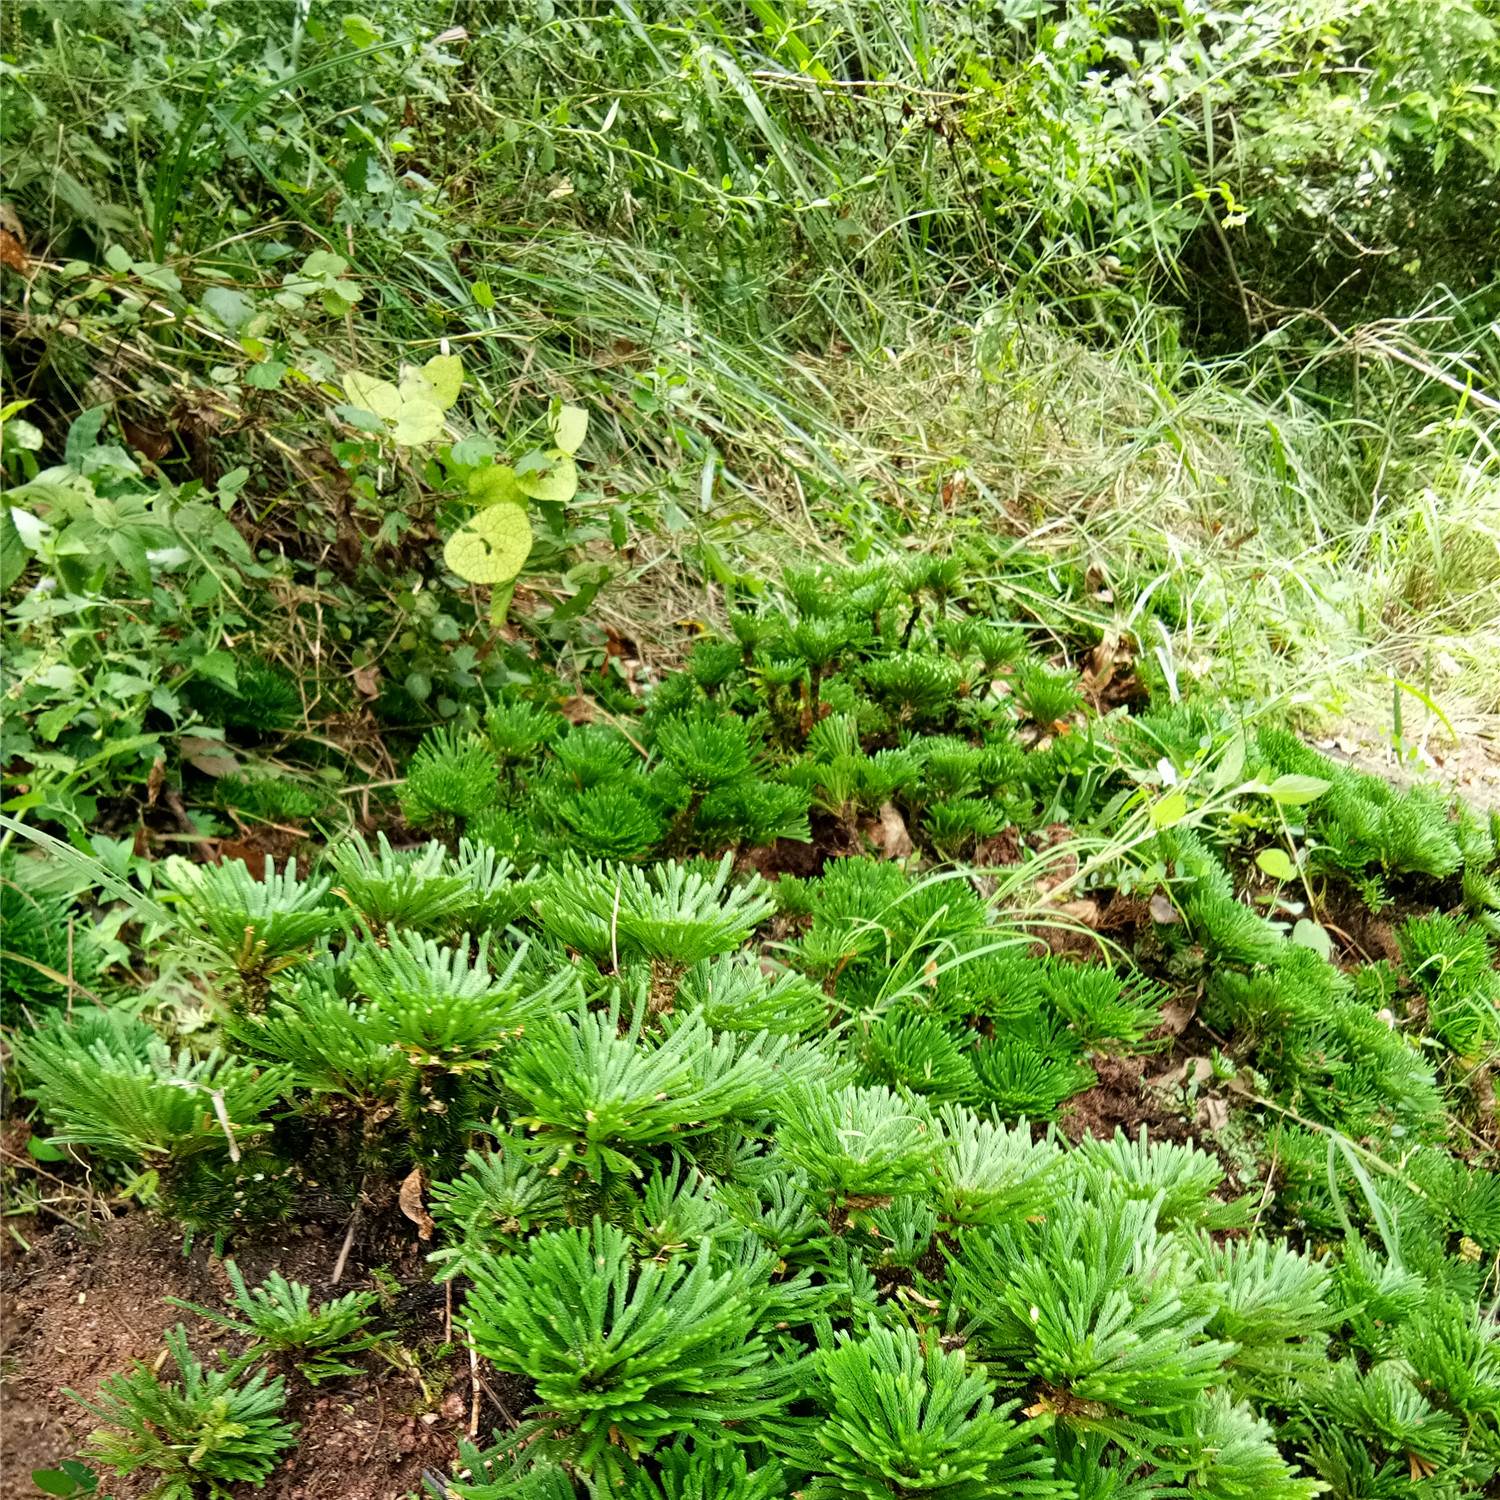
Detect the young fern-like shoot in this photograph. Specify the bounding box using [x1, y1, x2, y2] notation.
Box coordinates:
[170, 1262, 387, 1384]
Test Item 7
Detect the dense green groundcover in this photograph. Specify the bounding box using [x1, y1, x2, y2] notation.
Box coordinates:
[6, 564, 1500, 1499]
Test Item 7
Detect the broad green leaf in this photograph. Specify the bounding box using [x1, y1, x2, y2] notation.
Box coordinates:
[0, 509, 26, 591]
[550, 402, 588, 455]
[342, 13, 383, 47]
[514, 452, 577, 503]
[421, 354, 464, 410]
[1211, 732, 1246, 791]
[197, 651, 238, 690]
[1291, 918, 1332, 960]
[1266, 773, 1331, 806]
[1149, 790, 1188, 828]
[1256, 848, 1297, 882]
[469, 464, 527, 507]
[245, 361, 287, 390]
[391, 388, 444, 447]
[30, 1466, 83, 1495]
[444, 502, 532, 585]
[301, 250, 350, 280]
[202, 285, 254, 330]
[342, 371, 402, 422]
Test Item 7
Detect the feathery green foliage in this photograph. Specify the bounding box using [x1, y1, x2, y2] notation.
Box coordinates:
[170, 1262, 386, 1384]
[68, 1326, 295, 1500]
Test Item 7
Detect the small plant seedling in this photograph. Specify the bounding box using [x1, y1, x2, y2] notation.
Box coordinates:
[170, 1263, 388, 1384]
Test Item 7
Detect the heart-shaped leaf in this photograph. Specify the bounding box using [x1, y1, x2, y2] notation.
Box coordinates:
[469, 464, 527, 507]
[342, 371, 402, 423]
[444, 502, 532, 585]
[1256, 847, 1297, 882]
[391, 385, 444, 447]
[550, 402, 588, 455]
[421, 354, 464, 410]
[515, 452, 577, 503]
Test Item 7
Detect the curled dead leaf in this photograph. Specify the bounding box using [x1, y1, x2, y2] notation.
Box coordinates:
[1146, 1055, 1213, 1091]
[1157, 992, 1199, 1037]
[862, 801, 913, 860]
[399, 1165, 435, 1241]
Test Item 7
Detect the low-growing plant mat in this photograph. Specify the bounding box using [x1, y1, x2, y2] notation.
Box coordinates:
[4, 580, 1499, 1499]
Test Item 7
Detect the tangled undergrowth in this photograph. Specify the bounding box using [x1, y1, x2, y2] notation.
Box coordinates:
[5, 561, 1500, 1499]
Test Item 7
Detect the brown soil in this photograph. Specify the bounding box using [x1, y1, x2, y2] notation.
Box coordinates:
[0, 1213, 487, 1500]
[1058, 1055, 1194, 1146]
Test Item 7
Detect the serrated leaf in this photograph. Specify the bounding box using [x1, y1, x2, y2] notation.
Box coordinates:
[342, 371, 402, 422]
[1256, 848, 1297, 882]
[444, 502, 532, 585]
[514, 452, 577, 503]
[421, 354, 463, 410]
[468, 464, 526, 507]
[550, 402, 588, 455]
[1150, 790, 1188, 829]
[1266, 773, 1331, 806]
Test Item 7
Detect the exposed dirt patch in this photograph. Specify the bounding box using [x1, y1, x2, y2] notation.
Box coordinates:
[0, 1213, 487, 1499]
[1318, 722, 1500, 811]
[1059, 1055, 1194, 1145]
[741, 811, 864, 881]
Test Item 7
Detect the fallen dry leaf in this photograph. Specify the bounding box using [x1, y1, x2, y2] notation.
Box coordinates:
[864, 801, 913, 859]
[1147, 1055, 1213, 1090]
[1157, 992, 1199, 1037]
[399, 1165, 435, 1241]
[1198, 1095, 1230, 1132]
[1055, 898, 1101, 927]
[1149, 891, 1182, 925]
[352, 664, 381, 699]
[180, 736, 240, 778]
[0, 228, 29, 275]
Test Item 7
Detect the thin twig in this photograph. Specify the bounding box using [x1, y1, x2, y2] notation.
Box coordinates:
[468, 1337, 481, 1437]
[332, 1186, 364, 1285]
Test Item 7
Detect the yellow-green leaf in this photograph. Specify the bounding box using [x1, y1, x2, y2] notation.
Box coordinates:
[444, 502, 532, 585]
[1149, 790, 1188, 829]
[515, 452, 577, 503]
[342, 371, 402, 422]
[421, 354, 463, 411]
[469, 464, 527, 507]
[391, 377, 444, 446]
[1266, 773, 1331, 806]
[1256, 848, 1297, 882]
[1291, 918, 1332, 960]
[550, 403, 588, 455]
